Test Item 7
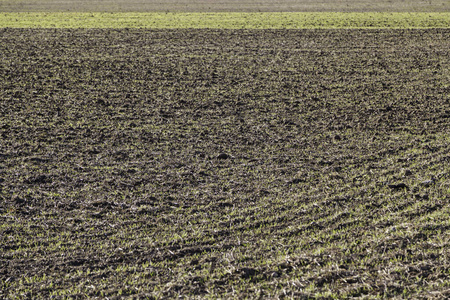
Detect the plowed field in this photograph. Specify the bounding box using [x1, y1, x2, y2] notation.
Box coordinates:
[1, 28, 450, 298]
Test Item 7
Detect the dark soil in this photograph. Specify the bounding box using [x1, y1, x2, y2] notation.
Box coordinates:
[1, 28, 449, 298]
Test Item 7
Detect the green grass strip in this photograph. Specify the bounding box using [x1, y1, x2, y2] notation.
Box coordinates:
[0, 12, 449, 28]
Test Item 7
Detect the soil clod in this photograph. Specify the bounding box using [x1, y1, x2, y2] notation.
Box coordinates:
[388, 183, 409, 190]
[216, 153, 232, 160]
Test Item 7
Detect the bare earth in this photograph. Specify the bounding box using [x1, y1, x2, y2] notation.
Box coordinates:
[1, 28, 449, 298]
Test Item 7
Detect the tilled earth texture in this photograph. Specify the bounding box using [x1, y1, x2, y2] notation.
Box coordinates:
[1, 29, 450, 299]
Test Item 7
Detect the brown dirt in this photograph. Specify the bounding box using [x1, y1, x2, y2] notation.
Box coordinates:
[0, 28, 449, 298]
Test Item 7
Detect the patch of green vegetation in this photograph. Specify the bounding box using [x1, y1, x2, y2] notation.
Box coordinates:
[0, 12, 449, 28]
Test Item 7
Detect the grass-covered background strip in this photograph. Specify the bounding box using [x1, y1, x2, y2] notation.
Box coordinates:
[0, 12, 449, 28]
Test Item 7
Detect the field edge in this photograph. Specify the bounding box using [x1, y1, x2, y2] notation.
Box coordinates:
[1, 12, 449, 28]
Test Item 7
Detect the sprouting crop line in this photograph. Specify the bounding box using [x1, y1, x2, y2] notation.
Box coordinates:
[1, 12, 449, 28]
